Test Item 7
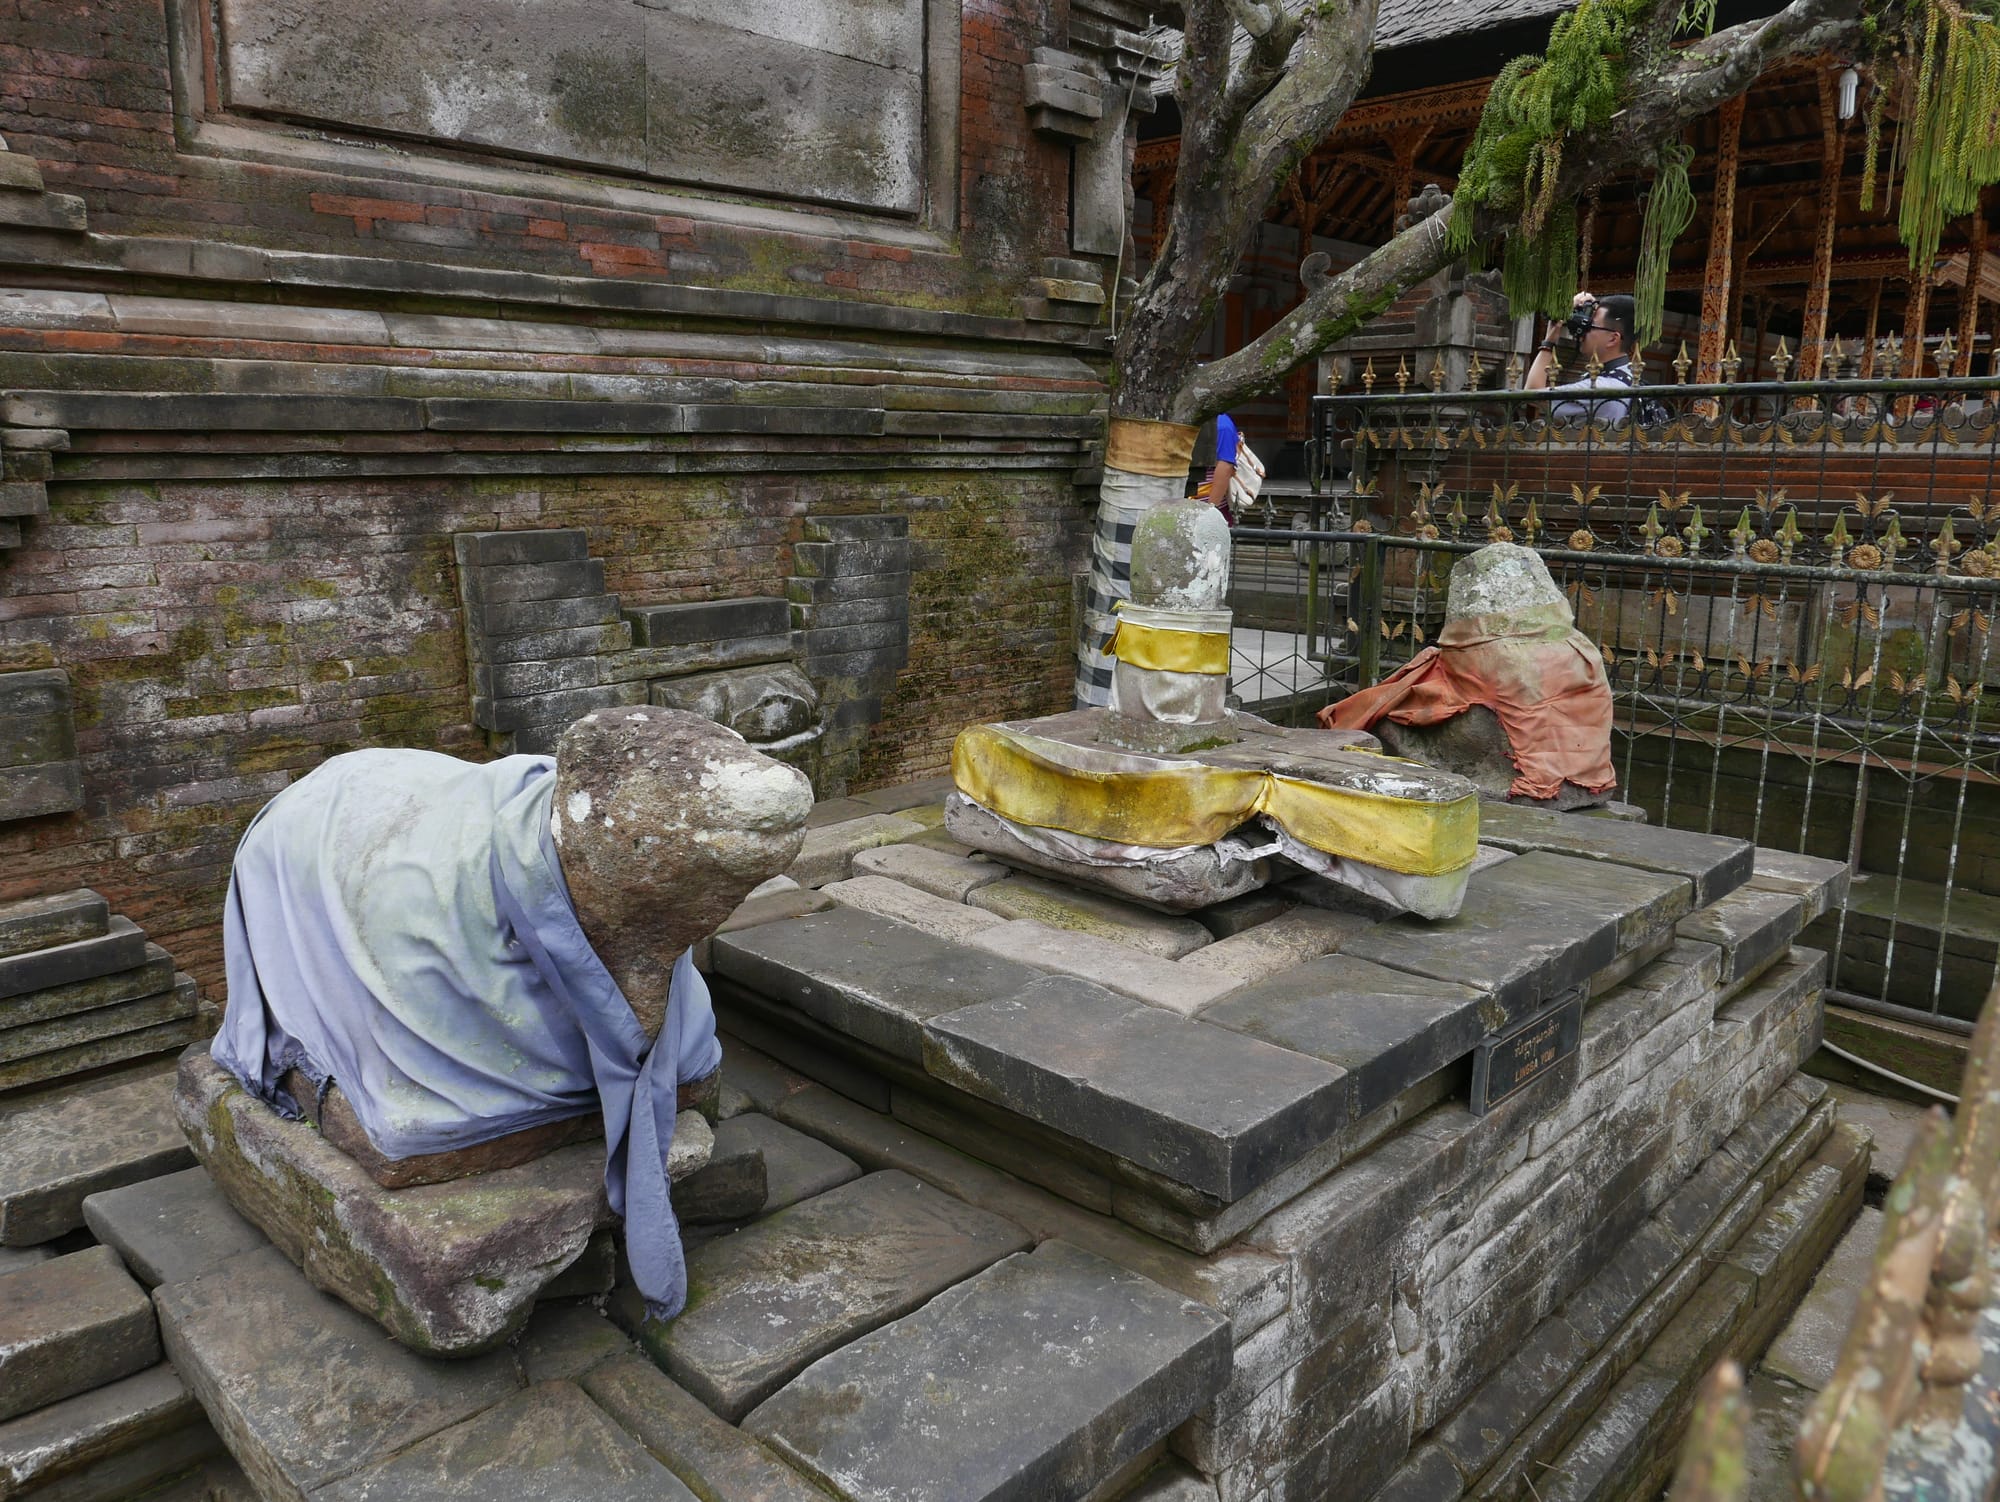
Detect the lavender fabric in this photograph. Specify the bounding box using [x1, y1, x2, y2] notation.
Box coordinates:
[210, 748, 721, 1320]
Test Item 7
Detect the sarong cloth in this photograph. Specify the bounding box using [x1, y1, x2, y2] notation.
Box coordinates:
[1318, 602, 1616, 801]
[209, 749, 720, 1321]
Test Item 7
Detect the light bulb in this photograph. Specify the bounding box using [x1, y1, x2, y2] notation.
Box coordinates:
[1838, 66, 1860, 121]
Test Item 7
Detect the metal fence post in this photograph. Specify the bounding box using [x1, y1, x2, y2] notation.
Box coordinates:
[1356, 534, 1384, 689]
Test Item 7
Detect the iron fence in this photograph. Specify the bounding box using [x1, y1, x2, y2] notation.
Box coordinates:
[1235, 369, 2000, 1033]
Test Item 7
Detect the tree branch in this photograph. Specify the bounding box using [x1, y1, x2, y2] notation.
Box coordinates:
[1174, 0, 1870, 422]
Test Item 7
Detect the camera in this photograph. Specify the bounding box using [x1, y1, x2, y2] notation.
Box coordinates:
[1562, 297, 1598, 343]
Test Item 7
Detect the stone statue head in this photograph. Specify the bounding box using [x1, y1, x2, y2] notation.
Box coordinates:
[550, 706, 812, 1033]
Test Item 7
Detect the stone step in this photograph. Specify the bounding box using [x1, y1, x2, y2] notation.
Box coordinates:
[0, 1361, 221, 1500]
[966, 875, 1215, 959]
[156, 1245, 527, 1502]
[1471, 802, 1754, 906]
[850, 841, 1004, 900]
[0, 888, 107, 961]
[82, 1165, 268, 1289]
[1759, 1203, 1883, 1393]
[1678, 886, 1810, 988]
[745, 1240, 1231, 1502]
[0, 1058, 194, 1246]
[0, 1245, 160, 1422]
[710, 1112, 860, 1215]
[965, 919, 1240, 1018]
[617, 1168, 1031, 1422]
[0, 916, 147, 1002]
[0, 945, 175, 1031]
[0, 973, 195, 1065]
[0, 1014, 204, 1098]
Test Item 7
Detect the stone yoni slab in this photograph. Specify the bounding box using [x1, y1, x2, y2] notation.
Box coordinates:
[0, 1058, 194, 1246]
[1201, 955, 1495, 1122]
[713, 907, 1045, 1062]
[155, 1246, 523, 1502]
[1340, 851, 1691, 1022]
[176, 1051, 613, 1356]
[922, 976, 1349, 1203]
[745, 1240, 1232, 1502]
[638, 1170, 1031, 1422]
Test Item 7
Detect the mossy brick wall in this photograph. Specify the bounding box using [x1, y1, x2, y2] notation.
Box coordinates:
[0, 469, 1081, 995]
[0, 0, 1075, 313]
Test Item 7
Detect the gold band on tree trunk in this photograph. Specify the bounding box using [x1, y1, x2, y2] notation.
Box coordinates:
[1104, 418, 1199, 478]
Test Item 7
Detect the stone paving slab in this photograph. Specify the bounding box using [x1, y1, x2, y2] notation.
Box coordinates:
[1763, 1204, 1882, 1391]
[786, 814, 927, 888]
[0, 1058, 193, 1246]
[0, 1361, 207, 1497]
[582, 1353, 833, 1502]
[851, 842, 1004, 901]
[1821, 1082, 1926, 1185]
[1177, 906, 1377, 988]
[923, 977, 1348, 1203]
[156, 1245, 524, 1502]
[966, 919, 1240, 1018]
[177, 1050, 613, 1356]
[0, 916, 147, 1001]
[1471, 802, 1753, 906]
[0, 977, 194, 1065]
[1194, 890, 1298, 939]
[967, 875, 1214, 958]
[0, 946, 175, 1031]
[848, 776, 957, 814]
[312, 1381, 692, 1502]
[1200, 956, 1494, 1121]
[1339, 851, 1691, 1023]
[672, 1122, 766, 1225]
[0, 1015, 204, 1097]
[745, 1240, 1231, 1502]
[821, 873, 1007, 945]
[1678, 886, 1809, 987]
[0, 1245, 159, 1422]
[631, 1169, 1031, 1422]
[714, 907, 1046, 1062]
[83, 1165, 268, 1289]
[513, 1303, 632, 1385]
[712, 1112, 860, 1214]
[0, 888, 107, 961]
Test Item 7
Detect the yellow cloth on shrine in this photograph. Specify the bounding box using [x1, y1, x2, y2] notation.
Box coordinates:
[1109, 617, 1231, 675]
[951, 724, 1478, 877]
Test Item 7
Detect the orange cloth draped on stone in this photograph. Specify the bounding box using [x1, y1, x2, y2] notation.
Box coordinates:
[1316, 604, 1616, 801]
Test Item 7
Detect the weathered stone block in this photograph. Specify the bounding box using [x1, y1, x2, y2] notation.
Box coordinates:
[784, 813, 927, 887]
[1472, 802, 1752, 905]
[851, 841, 1003, 900]
[460, 559, 606, 605]
[1744, 848, 1850, 922]
[1178, 906, 1377, 986]
[714, 906, 1044, 1061]
[0, 1246, 159, 1422]
[1677, 886, 1807, 987]
[176, 1051, 613, 1355]
[157, 1245, 522, 1502]
[627, 1170, 1030, 1421]
[0, 1059, 193, 1246]
[0, 1016, 203, 1096]
[0, 888, 105, 962]
[746, 1240, 1230, 1502]
[0, 978, 195, 1065]
[583, 1353, 834, 1502]
[0, 1361, 215, 1499]
[0, 916, 146, 1001]
[0, 761, 84, 822]
[627, 597, 792, 648]
[650, 663, 820, 747]
[1202, 955, 1492, 1121]
[822, 873, 1007, 945]
[0, 672, 76, 770]
[454, 529, 587, 569]
[711, 1112, 860, 1214]
[923, 977, 1348, 1203]
[966, 920, 1241, 1017]
[1341, 852, 1691, 1022]
[82, 1166, 267, 1289]
[671, 1127, 767, 1224]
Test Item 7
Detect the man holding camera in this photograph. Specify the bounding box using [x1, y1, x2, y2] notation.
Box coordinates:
[1524, 290, 1641, 424]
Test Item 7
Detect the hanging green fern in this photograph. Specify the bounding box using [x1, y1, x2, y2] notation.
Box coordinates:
[1892, 0, 2000, 271]
[1632, 142, 1696, 349]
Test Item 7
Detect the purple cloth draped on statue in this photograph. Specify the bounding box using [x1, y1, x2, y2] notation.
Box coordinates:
[209, 749, 720, 1320]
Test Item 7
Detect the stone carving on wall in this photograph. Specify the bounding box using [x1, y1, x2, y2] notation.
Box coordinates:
[216, 0, 928, 214]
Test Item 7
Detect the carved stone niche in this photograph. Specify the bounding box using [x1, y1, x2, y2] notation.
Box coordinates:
[629, 599, 824, 773]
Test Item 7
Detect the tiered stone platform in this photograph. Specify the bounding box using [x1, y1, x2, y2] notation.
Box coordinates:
[0, 779, 1866, 1502]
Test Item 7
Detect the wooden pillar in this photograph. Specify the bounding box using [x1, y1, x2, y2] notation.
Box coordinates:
[1956, 188, 1991, 377]
[1386, 126, 1431, 224]
[1751, 296, 1772, 382]
[1903, 272, 1935, 378]
[1796, 72, 1844, 381]
[1697, 96, 1747, 385]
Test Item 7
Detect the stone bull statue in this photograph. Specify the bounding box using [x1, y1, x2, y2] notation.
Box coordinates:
[208, 706, 812, 1321]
